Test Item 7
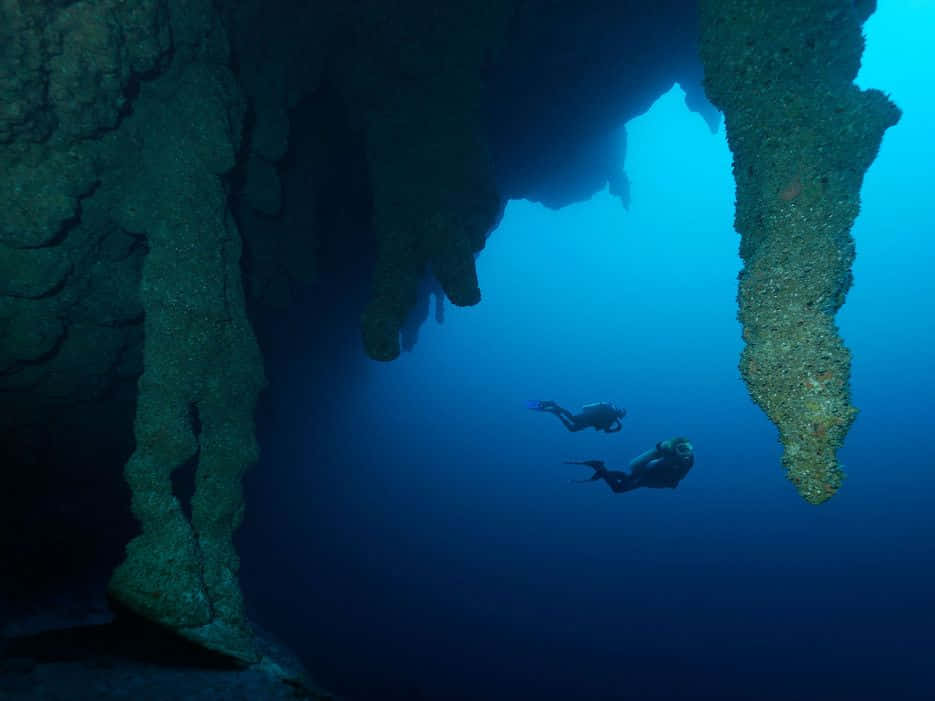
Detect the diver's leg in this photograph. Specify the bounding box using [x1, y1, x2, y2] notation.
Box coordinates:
[602, 470, 637, 493]
[556, 407, 588, 432]
[543, 403, 584, 432]
[555, 413, 586, 432]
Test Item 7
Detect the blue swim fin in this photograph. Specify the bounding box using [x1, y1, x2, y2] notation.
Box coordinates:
[526, 400, 546, 410]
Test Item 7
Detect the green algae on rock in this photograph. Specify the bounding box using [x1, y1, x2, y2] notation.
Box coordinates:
[0, 0, 266, 662]
[699, 0, 900, 503]
[106, 36, 266, 667]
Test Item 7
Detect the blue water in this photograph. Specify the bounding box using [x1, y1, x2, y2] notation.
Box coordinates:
[242, 4, 935, 699]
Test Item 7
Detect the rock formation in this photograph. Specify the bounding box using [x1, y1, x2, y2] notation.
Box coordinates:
[0, 2, 901, 683]
[1, 0, 265, 665]
[699, 0, 900, 502]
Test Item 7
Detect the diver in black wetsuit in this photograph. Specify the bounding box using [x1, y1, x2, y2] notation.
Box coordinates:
[566, 437, 695, 493]
[528, 399, 626, 433]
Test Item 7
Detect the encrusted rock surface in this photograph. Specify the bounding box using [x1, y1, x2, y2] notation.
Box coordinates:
[0, 615, 331, 700]
[699, 0, 900, 503]
[1, 0, 266, 664]
[100, 8, 266, 663]
[0, 0, 168, 419]
[328, 2, 510, 360]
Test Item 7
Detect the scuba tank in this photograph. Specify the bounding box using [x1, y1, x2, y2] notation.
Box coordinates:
[580, 402, 614, 420]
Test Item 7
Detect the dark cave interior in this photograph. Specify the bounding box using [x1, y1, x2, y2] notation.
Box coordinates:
[1, 0, 711, 628]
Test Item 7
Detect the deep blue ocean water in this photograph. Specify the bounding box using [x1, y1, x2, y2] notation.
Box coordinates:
[241, 4, 935, 699]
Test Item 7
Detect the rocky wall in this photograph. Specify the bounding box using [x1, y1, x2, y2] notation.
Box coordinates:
[0, 0, 267, 665]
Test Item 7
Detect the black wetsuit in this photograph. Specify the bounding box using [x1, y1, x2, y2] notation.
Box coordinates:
[599, 456, 693, 493]
[569, 444, 694, 493]
[541, 401, 624, 433]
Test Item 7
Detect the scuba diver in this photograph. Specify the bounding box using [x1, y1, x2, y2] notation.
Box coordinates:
[527, 399, 626, 433]
[566, 437, 695, 493]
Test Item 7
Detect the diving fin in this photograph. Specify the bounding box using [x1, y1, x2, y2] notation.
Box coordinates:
[564, 460, 607, 483]
[564, 459, 607, 471]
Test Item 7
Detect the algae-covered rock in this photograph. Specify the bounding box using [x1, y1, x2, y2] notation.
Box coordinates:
[699, 0, 900, 503]
[105, 16, 266, 661]
[0, 0, 267, 665]
[331, 2, 511, 360]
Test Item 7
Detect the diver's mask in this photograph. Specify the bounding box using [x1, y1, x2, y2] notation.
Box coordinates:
[674, 440, 693, 464]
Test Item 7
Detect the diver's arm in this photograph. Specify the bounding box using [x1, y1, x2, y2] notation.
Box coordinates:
[628, 445, 662, 473]
[660, 459, 691, 488]
[652, 455, 694, 488]
[605, 420, 622, 433]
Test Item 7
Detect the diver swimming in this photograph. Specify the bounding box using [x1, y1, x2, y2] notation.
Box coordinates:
[566, 437, 695, 493]
[527, 399, 626, 433]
